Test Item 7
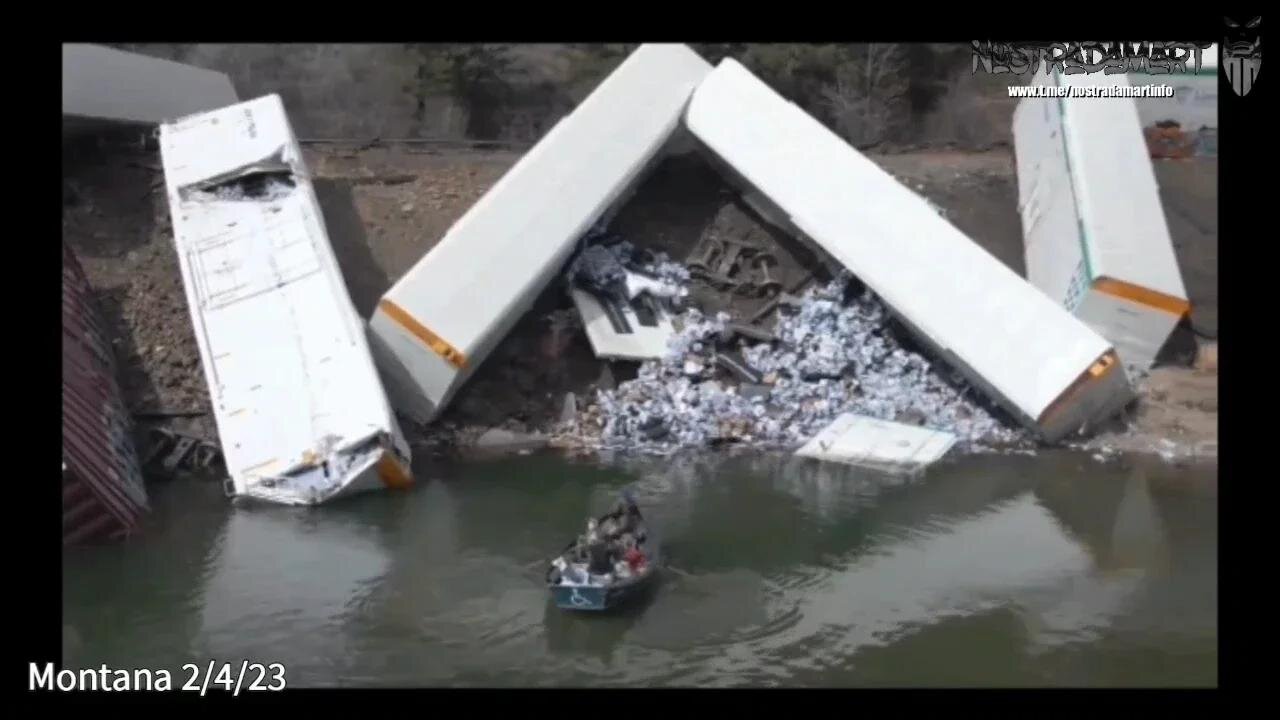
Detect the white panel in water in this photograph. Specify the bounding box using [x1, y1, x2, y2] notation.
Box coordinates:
[795, 414, 957, 472]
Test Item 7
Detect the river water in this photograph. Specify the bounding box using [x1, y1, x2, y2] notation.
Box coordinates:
[62, 450, 1217, 687]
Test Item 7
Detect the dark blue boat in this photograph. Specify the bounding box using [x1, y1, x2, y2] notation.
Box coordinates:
[547, 493, 660, 612]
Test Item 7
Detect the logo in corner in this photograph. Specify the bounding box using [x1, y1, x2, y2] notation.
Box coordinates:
[1223, 16, 1262, 96]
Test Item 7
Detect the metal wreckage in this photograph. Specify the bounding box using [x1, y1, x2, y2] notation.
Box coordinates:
[85, 42, 1161, 516]
[559, 236, 1030, 455]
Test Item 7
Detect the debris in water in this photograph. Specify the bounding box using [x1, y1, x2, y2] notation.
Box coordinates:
[795, 413, 957, 473]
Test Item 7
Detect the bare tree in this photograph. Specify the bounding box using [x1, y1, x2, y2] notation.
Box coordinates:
[821, 44, 909, 148]
[919, 69, 1008, 150]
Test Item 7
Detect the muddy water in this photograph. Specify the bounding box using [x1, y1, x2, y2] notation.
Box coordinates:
[62, 451, 1217, 687]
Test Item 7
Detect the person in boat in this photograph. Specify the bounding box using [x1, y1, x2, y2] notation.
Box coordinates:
[571, 518, 599, 563]
[561, 516, 607, 577]
[602, 495, 645, 544]
[622, 535, 647, 575]
[586, 533, 619, 577]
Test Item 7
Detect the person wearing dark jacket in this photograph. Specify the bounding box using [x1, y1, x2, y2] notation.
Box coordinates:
[586, 537, 619, 575]
[602, 494, 645, 542]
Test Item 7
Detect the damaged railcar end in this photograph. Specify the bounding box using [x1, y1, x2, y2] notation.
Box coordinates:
[158, 94, 412, 506]
[1013, 69, 1191, 377]
[233, 429, 412, 506]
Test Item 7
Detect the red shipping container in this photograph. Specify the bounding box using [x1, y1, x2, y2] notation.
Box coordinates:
[62, 243, 148, 545]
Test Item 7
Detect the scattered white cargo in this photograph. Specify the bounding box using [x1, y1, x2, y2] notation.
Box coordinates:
[685, 59, 1133, 443]
[368, 44, 713, 424]
[795, 414, 957, 474]
[62, 44, 238, 127]
[1013, 69, 1191, 376]
[158, 94, 412, 505]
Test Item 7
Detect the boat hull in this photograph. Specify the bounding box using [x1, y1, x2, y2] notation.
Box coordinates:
[551, 571, 658, 612]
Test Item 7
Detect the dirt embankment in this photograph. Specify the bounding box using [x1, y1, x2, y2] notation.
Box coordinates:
[62, 137, 1217, 462]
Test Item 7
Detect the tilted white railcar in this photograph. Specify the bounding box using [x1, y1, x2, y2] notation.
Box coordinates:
[63, 44, 238, 128]
[158, 94, 412, 505]
[684, 59, 1133, 442]
[367, 44, 713, 424]
[1013, 69, 1191, 376]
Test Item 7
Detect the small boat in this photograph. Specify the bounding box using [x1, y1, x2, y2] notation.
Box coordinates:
[547, 493, 660, 612]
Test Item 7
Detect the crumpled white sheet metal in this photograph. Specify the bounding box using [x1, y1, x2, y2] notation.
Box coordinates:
[570, 242, 689, 361]
[572, 288, 676, 361]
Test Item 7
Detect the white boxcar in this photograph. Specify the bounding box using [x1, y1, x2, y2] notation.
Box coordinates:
[685, 59, 1133, 442]
[368, 44, 713, 423]
[63, 44, 238, 126]
[158, 94, 412, 505]
[1013, 69, 1191, 375]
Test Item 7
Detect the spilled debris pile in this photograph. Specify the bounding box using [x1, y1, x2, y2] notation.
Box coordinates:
[567, 261, 1030, 454]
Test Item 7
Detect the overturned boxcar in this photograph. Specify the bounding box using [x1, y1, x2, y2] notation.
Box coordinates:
[62, 243, 149, 545]
[157, 94, 412, 505]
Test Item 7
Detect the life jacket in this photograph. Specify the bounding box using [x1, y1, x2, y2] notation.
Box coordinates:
[624, 547, 646, 572]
